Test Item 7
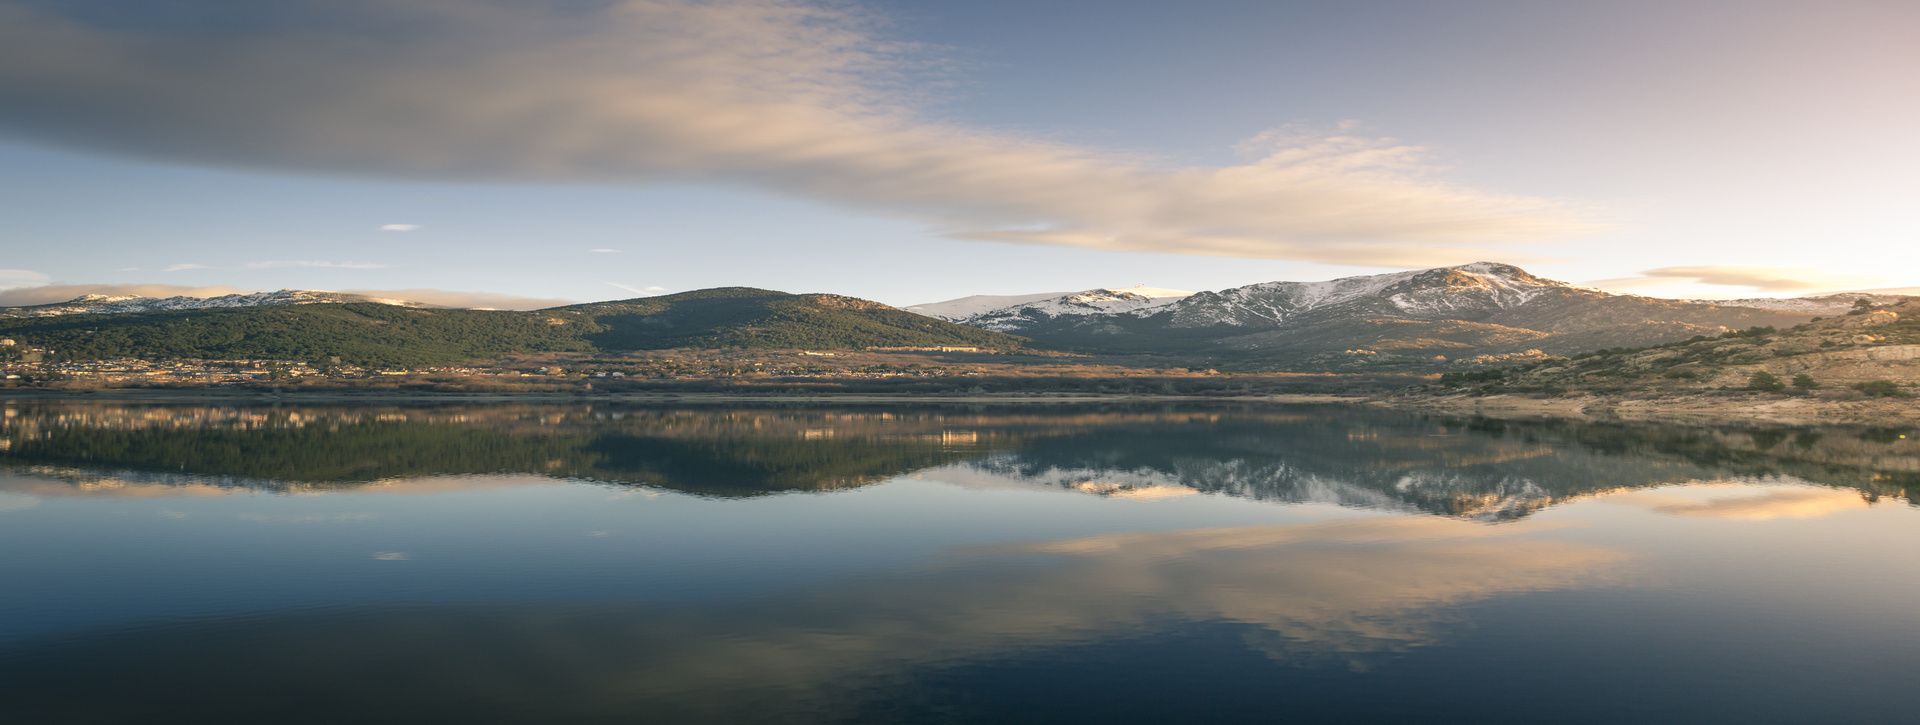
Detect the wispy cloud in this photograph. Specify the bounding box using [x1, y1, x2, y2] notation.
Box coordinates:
[589, 249, 622, 253]
[0, 0, 1602, 266]
[379, 224, 421, 231]
[1588, 265, 1888, 294]
[245, 260, 389, 269]
[0, 269, 51, 290]
[160, 264, 208, 272]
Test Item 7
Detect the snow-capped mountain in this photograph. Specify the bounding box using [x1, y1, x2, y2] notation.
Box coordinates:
[922, 263, 1821, 365]
[904, 291, 1073, 321]
[913, 285, 1193, 331]
[0, 290, 425, 318]
[1167, 263, 1590, 328]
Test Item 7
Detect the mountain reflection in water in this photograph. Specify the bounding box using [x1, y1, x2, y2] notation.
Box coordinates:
[3, 402, 1919, 724]
[3, 401, 1915, 518]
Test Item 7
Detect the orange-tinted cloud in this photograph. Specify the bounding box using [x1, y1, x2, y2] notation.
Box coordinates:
[0, 0, 1600, 265]
[1589, 265, 1887, 294]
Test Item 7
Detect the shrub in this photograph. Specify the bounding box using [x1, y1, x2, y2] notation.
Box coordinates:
[1746, 371, 1785, 392]
[1851, 380, 1910, 398]
[1790, 374, 1820, 390]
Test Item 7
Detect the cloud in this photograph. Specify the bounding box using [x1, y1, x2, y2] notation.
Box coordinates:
[1604, 484, 1871, 520]
[0, 283, 252, 306]
[0, 0, 1601, 266]
[160, 263, 208, 272]
[0, 269, 51, 290]
[245, 260, 389, 269]
[0, 491, 38, 513]
[336, 288, 574, 310]
[588, 248, 621, 253]
[379, 224, 421, 231]
[1588, 265, 1888, 294]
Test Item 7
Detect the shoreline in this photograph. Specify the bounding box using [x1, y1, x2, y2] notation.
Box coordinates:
[0, 389, 1365, 405]
[1373, 391, 1920, 426]
[7, 387, 1915, 426]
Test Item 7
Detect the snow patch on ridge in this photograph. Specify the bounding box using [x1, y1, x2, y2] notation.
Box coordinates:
[1, 290, 428, 318]
[1170, 262, 1593, 327]
[957, 286, 1194, 331]
[905, 291, 1073, 321]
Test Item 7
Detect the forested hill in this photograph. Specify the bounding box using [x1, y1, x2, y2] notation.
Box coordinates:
[0, 289, 1028, 366]
[554, 287, 1025, 351]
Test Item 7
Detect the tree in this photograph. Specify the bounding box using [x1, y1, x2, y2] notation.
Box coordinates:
[1790, 374, 1820, 390]
[1746, 371, 1785, 392]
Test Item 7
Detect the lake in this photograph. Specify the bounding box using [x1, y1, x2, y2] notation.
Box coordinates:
[2, 400, 1917, 724]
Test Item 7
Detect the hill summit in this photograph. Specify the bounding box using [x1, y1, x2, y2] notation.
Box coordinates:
[927, 263, 1840, 369]
[0, 286, 1025, 367]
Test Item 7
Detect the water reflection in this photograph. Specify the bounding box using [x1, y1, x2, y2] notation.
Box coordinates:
[1599, 482, 1875, 520]
[5, 402, 1920, 723]
[2, 401, 1914, 518]
[0, 515, 1628, 723]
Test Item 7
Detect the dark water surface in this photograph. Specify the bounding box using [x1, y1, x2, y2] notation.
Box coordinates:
[2, 401, 1918, 724]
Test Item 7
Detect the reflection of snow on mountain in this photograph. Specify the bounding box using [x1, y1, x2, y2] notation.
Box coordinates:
[923, 453, 1565, 521]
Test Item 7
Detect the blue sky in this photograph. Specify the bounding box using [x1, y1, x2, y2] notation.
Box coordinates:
[0, 0, 1914, 308]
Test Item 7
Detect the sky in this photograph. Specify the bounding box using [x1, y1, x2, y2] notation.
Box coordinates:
[0, 0, 1915, 309]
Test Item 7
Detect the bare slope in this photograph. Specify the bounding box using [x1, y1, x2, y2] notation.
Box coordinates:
[1432, 299, 1920, 396]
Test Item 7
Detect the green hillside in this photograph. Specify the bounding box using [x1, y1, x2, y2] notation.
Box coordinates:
[0, 289, 1028, 366]
[0, 303, 594, 366]
[556, 287, 1024, 351]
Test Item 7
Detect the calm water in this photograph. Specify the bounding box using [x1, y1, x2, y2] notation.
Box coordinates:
[2, 401, 1918, 724]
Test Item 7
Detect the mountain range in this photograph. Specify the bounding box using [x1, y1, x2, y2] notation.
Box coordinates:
[0, 288, 1026, 367]
[0, 290, 425, 318]
[910, 262, 1897, 368]
[3, 263, 1912, 370]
